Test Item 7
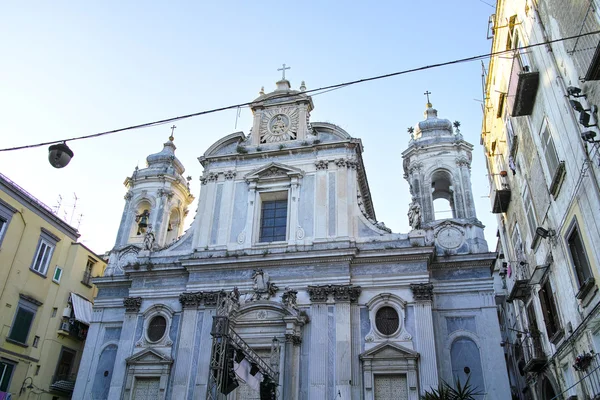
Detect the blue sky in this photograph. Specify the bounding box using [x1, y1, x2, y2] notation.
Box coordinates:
[0, 1, 498, 254]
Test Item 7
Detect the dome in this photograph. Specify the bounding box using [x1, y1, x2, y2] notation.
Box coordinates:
[413, 104, 454, 139]
[146, 138, 185, 175]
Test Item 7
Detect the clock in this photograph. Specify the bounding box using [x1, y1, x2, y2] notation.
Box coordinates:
[436, 226, 463, 249]
[259, 107, 299, 143]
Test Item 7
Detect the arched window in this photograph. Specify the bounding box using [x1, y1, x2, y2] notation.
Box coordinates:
[450, 338, 484, 394]
[431, 170, 455, 220]
[92, 344, 118, 400]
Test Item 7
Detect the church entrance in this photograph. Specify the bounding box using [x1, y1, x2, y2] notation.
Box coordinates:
[132, 377, 160, 400]
[374, 374, 408, 400]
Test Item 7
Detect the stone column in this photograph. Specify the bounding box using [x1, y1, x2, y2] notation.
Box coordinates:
[107, 297, 142, 399]
[72, 309, 104, 398]
[243, 181, 257, 248]
[288, 177, 301, 246]
[283, 333, 302, 399]
[170, 293, 201, 398]
[307, 286, 329, 399]
[350, 303, 362, 399]
[333, 285, 360, 399]
[410, 283, 438, 395]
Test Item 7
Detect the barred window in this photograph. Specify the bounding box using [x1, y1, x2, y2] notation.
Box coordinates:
[375, 307, 399, 335]
[147, 316, 167, 342]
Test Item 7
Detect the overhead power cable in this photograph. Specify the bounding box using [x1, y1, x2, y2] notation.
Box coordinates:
[2, 29, 599, 153]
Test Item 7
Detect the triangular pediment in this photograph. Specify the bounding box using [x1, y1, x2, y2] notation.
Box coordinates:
[245, 162, 304, 182]
[359, 341, 419, 361]
[126, 349, 173, 365]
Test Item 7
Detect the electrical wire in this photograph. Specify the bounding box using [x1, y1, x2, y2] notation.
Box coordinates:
[1, 29, 599, 153]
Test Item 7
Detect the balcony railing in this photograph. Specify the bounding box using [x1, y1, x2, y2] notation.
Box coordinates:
[50, 373, 76, 394]
[507, 262, 531, 302]
[522, 331, 546, 373]
[81, 270, 92, 287]
[552, 353, 600, 400]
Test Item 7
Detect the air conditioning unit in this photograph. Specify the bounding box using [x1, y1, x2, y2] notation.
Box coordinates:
[59, 322, 70, 332]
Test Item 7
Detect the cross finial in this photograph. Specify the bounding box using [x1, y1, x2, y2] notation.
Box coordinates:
[424, 90, 432, 104]
[277, 63, 291, 80]
[169, 125, 176, 141]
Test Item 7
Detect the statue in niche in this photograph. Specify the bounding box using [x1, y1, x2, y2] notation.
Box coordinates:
[136, 210, 150, 235]
[143, 225, 156, 250]
[407, 198, 422, 230]
[251, 269, 278, 301]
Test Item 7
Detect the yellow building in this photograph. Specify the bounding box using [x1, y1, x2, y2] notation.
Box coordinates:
[0, 173, 106, 399]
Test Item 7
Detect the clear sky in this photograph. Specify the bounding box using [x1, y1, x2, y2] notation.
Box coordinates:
[0, 1, 498, 254]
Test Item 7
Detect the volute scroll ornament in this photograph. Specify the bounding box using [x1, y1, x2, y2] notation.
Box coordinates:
[410, 283, 434, 301]
[124, 297, 143, 313]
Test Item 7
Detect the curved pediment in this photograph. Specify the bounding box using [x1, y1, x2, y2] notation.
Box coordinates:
[201, 131, 246, 160]
[312, 122, 353, 141]
[235, 301, 294, 323]
[244, 162, 304, 183]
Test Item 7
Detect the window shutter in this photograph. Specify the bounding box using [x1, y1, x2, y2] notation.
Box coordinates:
[539, 283, 557, 339]
[9, 307, 34, 343]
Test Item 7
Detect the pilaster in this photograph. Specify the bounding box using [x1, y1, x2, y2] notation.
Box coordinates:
[107, 298, 142, 399]
[170, 295, 200, 398]
[410, 283, 438, 395]
[309, 303, 327, 399]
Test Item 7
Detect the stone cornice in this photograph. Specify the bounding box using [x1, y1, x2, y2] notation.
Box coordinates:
[351, 247, 435, 265]
[430, 252, 496, 271]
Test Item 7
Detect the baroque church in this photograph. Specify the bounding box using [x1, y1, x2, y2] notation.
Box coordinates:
[73, 75, 511, 399]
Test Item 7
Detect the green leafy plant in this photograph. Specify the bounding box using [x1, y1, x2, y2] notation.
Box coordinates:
[236, 145, 248, 154]
[420, 377, 482, 400]
[278, 144, 286, 150]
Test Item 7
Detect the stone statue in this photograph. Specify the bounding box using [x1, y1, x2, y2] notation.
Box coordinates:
[136, 210, 150, 235]
[408, 198, 422, 230]
[251, 269, 278, 300]
[143, 225, 156, 250]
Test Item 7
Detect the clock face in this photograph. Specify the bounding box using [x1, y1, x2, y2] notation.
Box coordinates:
[436, 226, 463, 249]
[260, 107, 299, 143]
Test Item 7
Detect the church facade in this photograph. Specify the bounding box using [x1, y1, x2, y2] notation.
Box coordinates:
[73, 78, 511, 399]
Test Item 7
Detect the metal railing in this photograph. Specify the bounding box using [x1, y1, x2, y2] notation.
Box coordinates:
[552, 353, 600, 399]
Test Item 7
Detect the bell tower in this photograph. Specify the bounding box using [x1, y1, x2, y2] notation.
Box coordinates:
[114, 128, 194, 250]
[402, 97, 487, 254]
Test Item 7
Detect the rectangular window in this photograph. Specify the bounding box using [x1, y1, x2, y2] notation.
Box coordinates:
[539, 279, 561, 341]
[9, 307, 35, 344]
[31, 239, 54, 275]
[33, 335, 40, 348]
[53, 266, 63, 283]
[259, 200, 288, 243]
[0, 360, 15, 392]
[506, 15, 517, 50]
[567, 222, 593, 289]
[540, 122, 560, 179]
[81, 258, 95, 286]
[54, 347, 76, 382]
[511, 224, 525, 263]
[8, 295, 40, 345]
[0, 198, 17, 249]
[52, 307, 58, 318]
[522, 184, 537, 241]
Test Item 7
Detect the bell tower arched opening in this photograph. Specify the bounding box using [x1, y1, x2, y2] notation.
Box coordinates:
[431, 170, 456, 220]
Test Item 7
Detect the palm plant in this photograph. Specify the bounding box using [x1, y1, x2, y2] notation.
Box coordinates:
[420, 376, 482, 400]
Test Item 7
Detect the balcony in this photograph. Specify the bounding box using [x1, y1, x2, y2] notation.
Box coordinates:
[492, 188, 511, 213]
[50, 373, 76, 395]
[507, 280, 530, 302]
[57, 318, 88, 341]
[522, 332, 546, 373]
[507, 56, 539, 117]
